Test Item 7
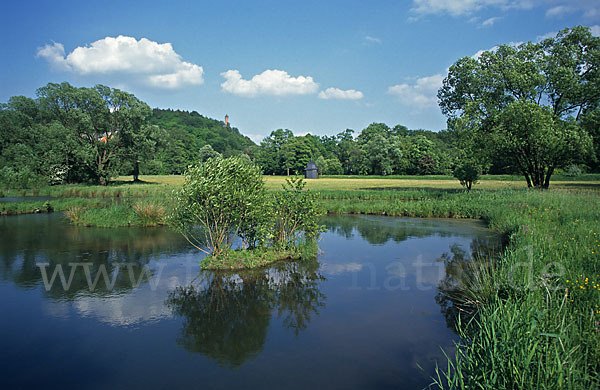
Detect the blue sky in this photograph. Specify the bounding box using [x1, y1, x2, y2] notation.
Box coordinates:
[1, 0, 599, 143]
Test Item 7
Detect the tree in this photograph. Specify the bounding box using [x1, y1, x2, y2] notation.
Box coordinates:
[438, 26, 599, 188]
[360, 132, 402, 175]
[272, 177, 324, 248]
[336, 129, 363, 174]
[496, 101, 591, 188]
[315, 156, 327, 175]
[280, 137, 312, 175]
[255, 129, 294, 175]
[453, 159, 481, 191]
[36, 82, 152, 185]
[324, 158, 343, 175]
[171, 156, 269, 255]
[198, 144, 222, 162]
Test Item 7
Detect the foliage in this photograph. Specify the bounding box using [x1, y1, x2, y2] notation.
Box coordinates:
[324, 157, 343, 175]
[147, 109, 254, 175]
[37, 82, 152, 185]
[171, 156, 269, 255]
[453, 159, 481, 191]
[197, 144, 222, 162]
[271, 177, 325, 249]
[495, 100, 592, 188]
[563, 164, 584, 177]
[438, 26, 600, 188]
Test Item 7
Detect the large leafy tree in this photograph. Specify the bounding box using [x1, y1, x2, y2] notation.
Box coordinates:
[37, 82, 152, 185]
[438, 26, 598, 188]
[357, 123, 403, 175]
[255, 129, 294, 175]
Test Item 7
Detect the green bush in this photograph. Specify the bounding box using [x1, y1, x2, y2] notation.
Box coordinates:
[272, 177, 325, 248]
[453, 160, 481, 191]
[171, 156, 269, 256]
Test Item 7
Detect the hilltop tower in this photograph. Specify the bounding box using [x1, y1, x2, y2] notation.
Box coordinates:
[225, 114, 229, 127]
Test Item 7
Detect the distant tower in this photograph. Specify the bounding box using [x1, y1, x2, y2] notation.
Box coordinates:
[225, 114, 229, 127]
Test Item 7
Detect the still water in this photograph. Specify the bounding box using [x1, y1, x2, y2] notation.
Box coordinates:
[0, 213, 499, 389]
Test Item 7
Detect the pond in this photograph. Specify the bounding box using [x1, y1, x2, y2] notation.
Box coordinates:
[0, 213, 500, 389]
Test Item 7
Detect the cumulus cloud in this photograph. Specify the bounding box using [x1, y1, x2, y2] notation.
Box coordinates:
[36, 35, 204, 89]
[387, 74, 444, 109]
[318, 87, 364, 100]
[410, 0, 533, 17]
[220, 69, 318, 97]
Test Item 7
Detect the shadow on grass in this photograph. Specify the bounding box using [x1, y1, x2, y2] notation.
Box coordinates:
[557, 182, 600, 189]
[360, 186, 464, 194]
[109, 179, 159, 186]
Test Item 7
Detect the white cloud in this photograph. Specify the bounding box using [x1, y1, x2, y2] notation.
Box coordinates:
[410, 0, 599, 21]
[318, 87, 364, 100]
[36, 36, 204, 89]
[220, 69, 318, 97]
[481, 16, 501, 26]
[387, 73, 444, 109]
[410, 0, 533, 17]
[584, 8, 600, 20]
[591, 25, 600, 36]
[35, 42, 70, 71]
[545, 5, 572, 17]
[364, 35, 382, 44]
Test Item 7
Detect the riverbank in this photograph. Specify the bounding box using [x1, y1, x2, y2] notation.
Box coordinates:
[1, 176, 599, 387]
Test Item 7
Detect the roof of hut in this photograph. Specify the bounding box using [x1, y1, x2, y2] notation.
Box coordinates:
[306, 161, 318, 170]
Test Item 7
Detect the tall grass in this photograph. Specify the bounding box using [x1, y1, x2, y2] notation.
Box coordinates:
[132, 201, 166, 226]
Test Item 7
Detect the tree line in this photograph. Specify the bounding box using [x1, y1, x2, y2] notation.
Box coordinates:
[1, 26, 598, 188]
[0, 83, 253, 187]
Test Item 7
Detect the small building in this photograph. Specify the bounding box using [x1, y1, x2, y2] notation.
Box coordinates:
[305, 161, 318, 179]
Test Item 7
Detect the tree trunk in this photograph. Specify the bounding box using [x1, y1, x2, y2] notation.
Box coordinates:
[543, 166, 554, 189]
[133, 160, 140, 182]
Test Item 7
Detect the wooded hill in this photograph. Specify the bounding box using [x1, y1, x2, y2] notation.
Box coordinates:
[147, 109, 255, 174]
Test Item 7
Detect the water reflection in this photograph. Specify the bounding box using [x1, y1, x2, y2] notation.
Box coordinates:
[323, 214, 491, 245]
[167, 260, 326, 367]
[0, 214, 190, 299]
[436, 238, 502, 330]
[0, 213, 503, 389]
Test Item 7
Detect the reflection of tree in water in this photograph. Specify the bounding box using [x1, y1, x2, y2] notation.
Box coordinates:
[323, 214, 481, 245]
[166, 260, 326, 367]
[436, 238, 502, 331]
[0, 214, 189, 299]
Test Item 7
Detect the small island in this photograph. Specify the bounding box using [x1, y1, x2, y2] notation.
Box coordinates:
[170, 156, 324, 270]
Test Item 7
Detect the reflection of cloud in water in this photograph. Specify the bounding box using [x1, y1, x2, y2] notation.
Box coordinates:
[71, 290, 173, 326]
[43, 301, 71, 319]
[320, 262, 363, 275]
[386, 257, 446, 287]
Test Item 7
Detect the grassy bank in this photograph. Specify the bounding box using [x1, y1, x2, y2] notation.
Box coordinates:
[201, 243, 317, 271]
[317, 186, 600, 387]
